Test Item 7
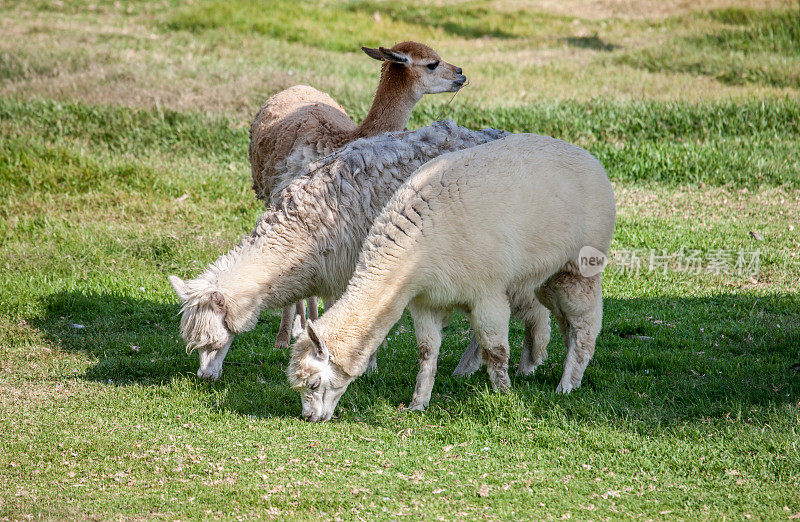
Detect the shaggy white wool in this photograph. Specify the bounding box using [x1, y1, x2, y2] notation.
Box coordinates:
[170, 121, 508, 378]
[288, 133, 616, 421]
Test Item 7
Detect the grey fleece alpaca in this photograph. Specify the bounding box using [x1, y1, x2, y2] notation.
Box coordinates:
[169, 121, 509, 380]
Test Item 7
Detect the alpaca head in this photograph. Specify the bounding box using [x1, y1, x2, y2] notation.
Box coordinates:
[362, 41, 467, 98]
[169, 274, 234, 381]
[286, 321, 353, 422]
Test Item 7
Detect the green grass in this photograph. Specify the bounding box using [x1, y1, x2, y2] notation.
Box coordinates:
[707, 8, 800, 55]
[619, 8, 800, 88]
[424, 99, 800, 186]
[3, 97, 796, 200]
[2, 0, 800, 519]
[1, 96, 799, 519]
[167, 0, 575, 52]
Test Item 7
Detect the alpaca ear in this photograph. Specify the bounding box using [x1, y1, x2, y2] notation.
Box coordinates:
[378, 47, 411, 65]
[306, 321, 329, 362]
[168, 275, 190, 302]
[362, 46, 384, 61]
[210, 291, 226, 313]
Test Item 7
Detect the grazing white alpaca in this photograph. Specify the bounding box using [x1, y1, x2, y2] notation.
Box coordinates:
[169, 122, 507, 381]
[287, 134, 616, 422]
[248, 41, 467, 348]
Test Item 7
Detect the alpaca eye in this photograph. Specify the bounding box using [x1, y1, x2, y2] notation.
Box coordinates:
[427, 61, 439, 70]
[309, 378, 320, 391]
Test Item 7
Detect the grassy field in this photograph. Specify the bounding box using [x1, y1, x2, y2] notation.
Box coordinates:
[1, 0, 799, 519]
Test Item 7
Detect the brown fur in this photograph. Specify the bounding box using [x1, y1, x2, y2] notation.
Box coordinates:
[249, 41, 465, 203]
[249, 41, 466, 350]
[249, 86, 356, 202]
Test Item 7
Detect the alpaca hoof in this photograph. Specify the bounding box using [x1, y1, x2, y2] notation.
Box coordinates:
[197, 368, 221, 381]
[555, 381, 578, 394]
[492, 381, 511, 393]
[403, 402, 427, 412]
[515, 364, 538, 377]
[489, 373, 511, 393]
[275, 335, 290, 349]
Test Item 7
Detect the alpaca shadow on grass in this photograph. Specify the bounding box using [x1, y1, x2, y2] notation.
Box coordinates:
[30, 290, 299, 417]
[214, 291, 800, 428]
[31, 290, 800, 426]
[224, 291, 800, 426]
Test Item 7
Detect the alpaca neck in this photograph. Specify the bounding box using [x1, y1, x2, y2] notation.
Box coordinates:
[213, 232, 318, 333]
[321, 270, 413, 376]
[351, 63, 419, 140]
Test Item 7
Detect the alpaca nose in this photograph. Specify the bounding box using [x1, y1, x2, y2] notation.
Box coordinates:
[455, 67, 463, 75]
[302, 411, 313, 422]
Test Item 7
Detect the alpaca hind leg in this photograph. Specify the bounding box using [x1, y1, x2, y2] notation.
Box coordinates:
[407, 303, 446, 411]
[275, 304, 295, 349]
[307, 296, 319, 321]
[452, 334, 482, 377]
[550, 274, 603, 394]
[291, 300, 306, 338]
[517, 300, 551, 376]
[470, 295, 512, 392]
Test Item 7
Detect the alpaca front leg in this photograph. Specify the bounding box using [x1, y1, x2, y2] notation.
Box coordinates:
[275, 305, 295, 348]
[470, 295, 512, 392]
[407, 304, 445, 411]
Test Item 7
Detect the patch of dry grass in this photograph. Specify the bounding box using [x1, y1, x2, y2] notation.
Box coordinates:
[495, 0, 793, 20]
[1, 1, 798, 120]
[615, 183, 800, 224]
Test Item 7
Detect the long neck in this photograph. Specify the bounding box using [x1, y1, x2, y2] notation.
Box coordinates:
[211, 223, 319, 333]
[351, 63, 420, 140]
[320, 268, 413, 376]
